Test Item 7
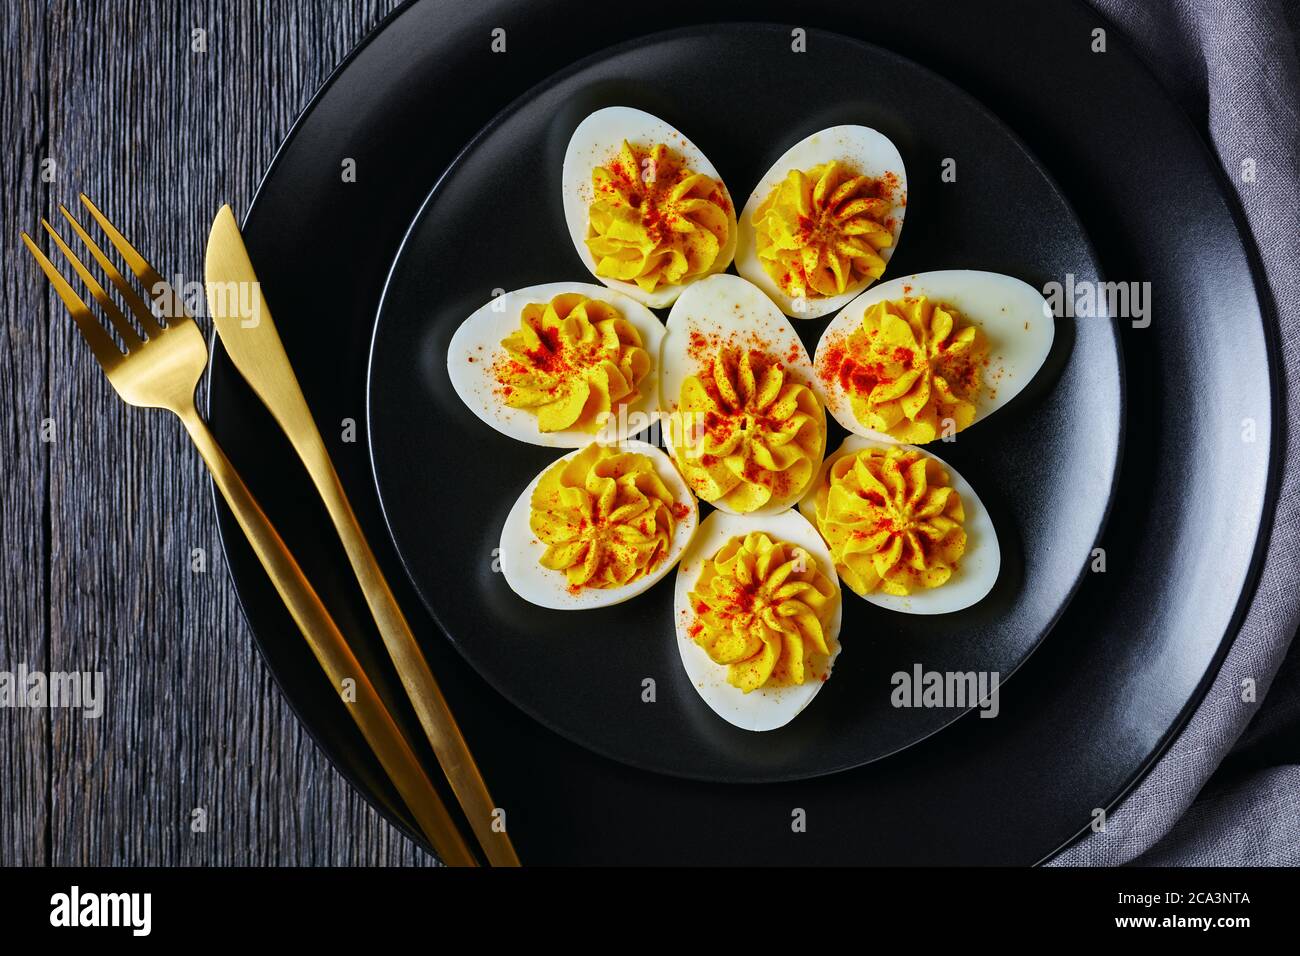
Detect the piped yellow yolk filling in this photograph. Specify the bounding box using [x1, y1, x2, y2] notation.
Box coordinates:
[672, 347, 824, 513]
[586, 141, 733, 293]
[811, 447, 966, 597]
[687, 532, 837, 693]
[752, 161, 894, 300]
[495, 293, 650, 434]
[529, 444, 678, 591]
[830, 296, 988, 443]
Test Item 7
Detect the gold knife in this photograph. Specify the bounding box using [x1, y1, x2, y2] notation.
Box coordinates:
[204, 206, 519, 867]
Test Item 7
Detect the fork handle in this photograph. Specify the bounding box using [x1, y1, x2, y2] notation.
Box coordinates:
[175, 404, 477, 866]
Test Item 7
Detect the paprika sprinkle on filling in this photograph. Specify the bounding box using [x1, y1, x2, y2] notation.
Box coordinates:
[492, 293, 651, 434]
[810, 446, 966, 597]
[752, 161, 895, 300]
[585, 140, 733, 293]
[822, 296, 990, 443]
[529, 443, 678, 591]
[673, 345, 824, 513]
[686, 532, 838, 692]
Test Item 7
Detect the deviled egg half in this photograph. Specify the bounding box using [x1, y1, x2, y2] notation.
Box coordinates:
[736, 125, 907, 319]
[500, 440, 697, 610]
[448, 282, 665, 447]
[673, 509, 842, 731]
[660, 274, 826, 517]
[814, 271, 1055, 444]
[561, 106, 738, 308]
[799, 434, 1000, 614]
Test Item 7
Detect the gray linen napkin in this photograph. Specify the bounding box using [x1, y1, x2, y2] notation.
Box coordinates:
[1051, 0, 1300, 865]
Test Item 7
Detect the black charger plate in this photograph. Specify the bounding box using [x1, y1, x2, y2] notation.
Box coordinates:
[367, 26, 1121, 782]
[207, 0, 1277, 863]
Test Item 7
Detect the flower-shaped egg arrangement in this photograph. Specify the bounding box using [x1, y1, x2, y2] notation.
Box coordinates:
[446, 106, 1056, 731]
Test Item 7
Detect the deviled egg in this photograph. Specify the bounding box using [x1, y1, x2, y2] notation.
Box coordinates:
[448, 282, 664, 447]
[660, 274, 826, 516]
[799, 435, 1000, 614]
[561, 107, 738, 308]
[736, 125, 907, 319]
[814, 271, 1054, 444]
[499, 440, 697, 610]
[673, 509, 842, 731]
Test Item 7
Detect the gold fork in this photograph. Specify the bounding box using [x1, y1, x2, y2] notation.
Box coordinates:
[22, 196, 479, 866]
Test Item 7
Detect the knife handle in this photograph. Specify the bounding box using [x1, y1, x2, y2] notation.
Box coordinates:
[299, 432, 521, 867]
[177, 403, 478, 866]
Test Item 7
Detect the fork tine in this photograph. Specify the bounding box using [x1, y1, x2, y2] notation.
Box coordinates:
[21, 232, 125, 371]
[41, 219, 144, 352]
[58, 203, 164, 339]
[77, 194, 184, 322]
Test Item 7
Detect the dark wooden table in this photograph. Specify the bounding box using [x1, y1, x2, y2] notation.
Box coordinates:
[0, 0, 439, 866]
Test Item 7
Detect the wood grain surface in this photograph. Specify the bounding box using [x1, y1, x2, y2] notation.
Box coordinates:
[0, 0, 439, 866]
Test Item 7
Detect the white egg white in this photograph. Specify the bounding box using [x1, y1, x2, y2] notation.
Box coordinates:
[798, 434, 1000, 614]
[672, 509, 843, 731]
[447, 281, 665, 448]
[735, 125, 907, 319]
[561, 106, 738, 308]
[659, 274, 825, 517]
[499, 440, 697, 610]
[814, 270, 1055, 442]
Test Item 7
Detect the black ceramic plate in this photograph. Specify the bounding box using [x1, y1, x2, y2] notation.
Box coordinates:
[367, 27, 1121, 782]
[208, 0, 1277, 863]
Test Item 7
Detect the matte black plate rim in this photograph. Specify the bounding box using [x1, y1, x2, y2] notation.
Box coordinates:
[1032, 0, 1286, 861]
